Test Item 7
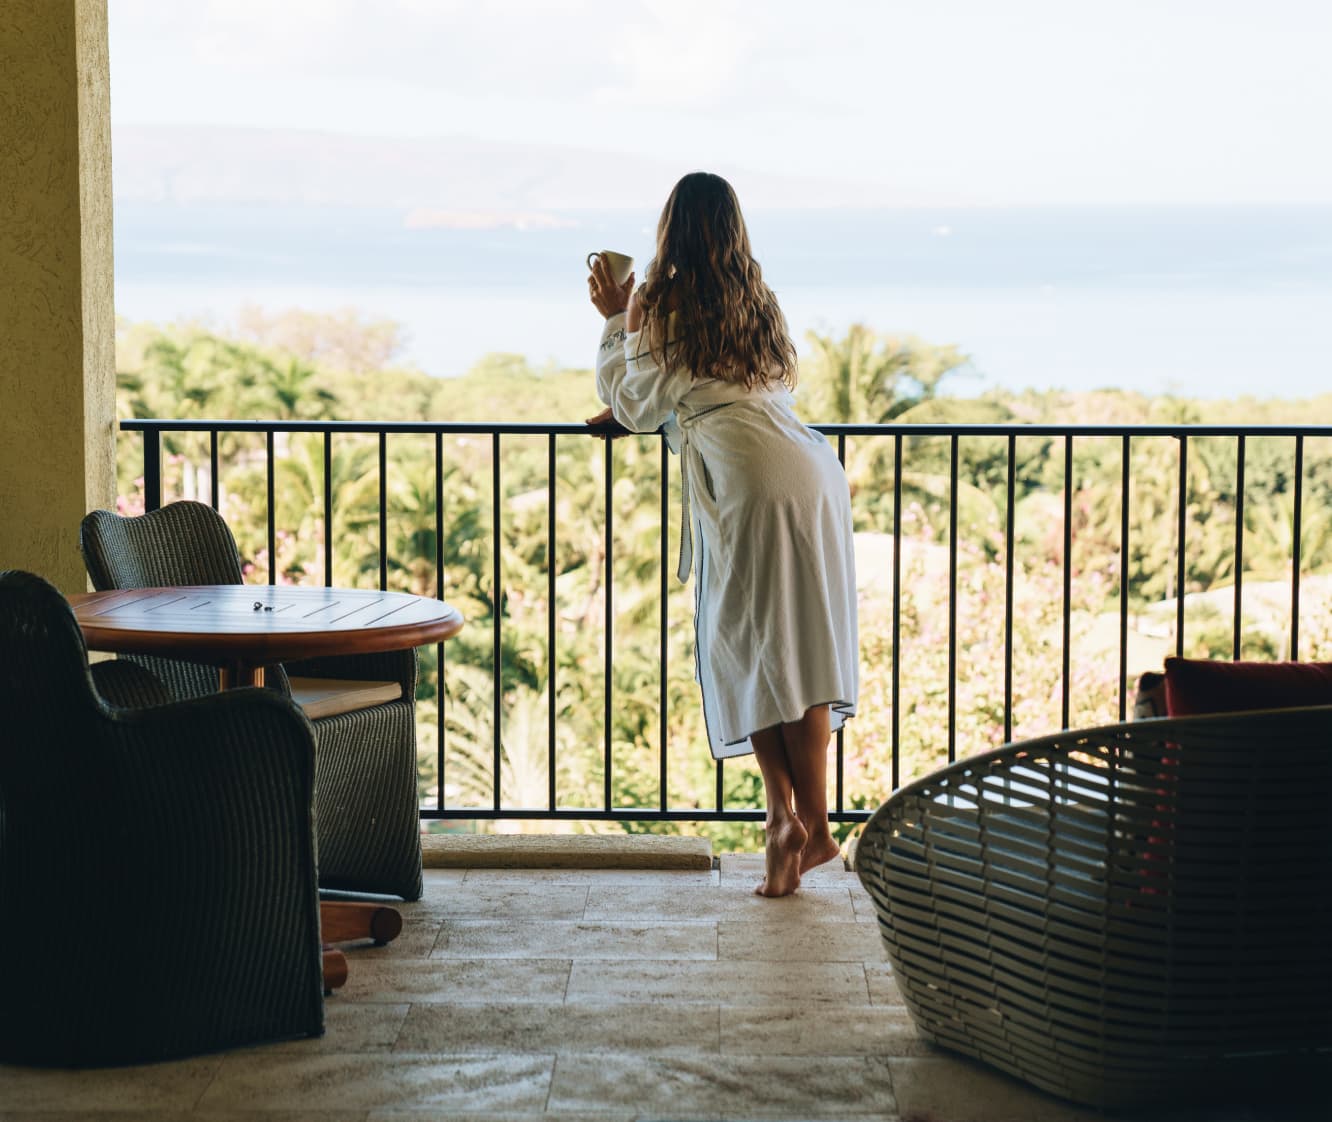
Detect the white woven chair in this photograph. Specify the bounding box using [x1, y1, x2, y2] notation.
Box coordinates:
[854, 706, 1332, 1109]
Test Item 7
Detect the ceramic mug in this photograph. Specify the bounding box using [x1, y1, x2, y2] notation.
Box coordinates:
[586, 250, 634, 285]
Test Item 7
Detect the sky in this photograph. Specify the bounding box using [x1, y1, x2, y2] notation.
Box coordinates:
[109, 0, 1332, 207]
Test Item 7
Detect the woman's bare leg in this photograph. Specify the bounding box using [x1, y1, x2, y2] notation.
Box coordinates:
[781, 705, 840, 873]
[749, 726, 807, 897]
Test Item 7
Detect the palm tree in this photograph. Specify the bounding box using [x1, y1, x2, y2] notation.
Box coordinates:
[800, 325, 970, 426]
[437, 664, 584, 833]
[266, 433, 382, 586]
[266, 355, 339, 420]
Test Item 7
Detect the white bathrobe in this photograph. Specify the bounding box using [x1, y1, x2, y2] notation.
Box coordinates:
[596, 312, 858, 759]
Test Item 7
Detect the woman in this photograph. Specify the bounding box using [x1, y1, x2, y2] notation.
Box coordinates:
[587, 172, 858, 896]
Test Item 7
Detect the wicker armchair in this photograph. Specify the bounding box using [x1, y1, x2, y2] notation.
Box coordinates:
[80, 501, 423, 901]
[0, 571, 323, 1066]
[854, 708, 1332, 1109]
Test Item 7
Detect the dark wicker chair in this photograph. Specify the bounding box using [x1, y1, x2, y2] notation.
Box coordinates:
[0, 570, 324, 1066]
[855, 708, 1332, 1109]
[80, 501, 423, 901]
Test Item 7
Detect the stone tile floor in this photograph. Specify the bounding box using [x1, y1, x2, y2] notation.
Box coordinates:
[0, 853, 1326, 1121]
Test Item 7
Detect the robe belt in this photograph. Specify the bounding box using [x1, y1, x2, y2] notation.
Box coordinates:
[673, 403, 736, 584]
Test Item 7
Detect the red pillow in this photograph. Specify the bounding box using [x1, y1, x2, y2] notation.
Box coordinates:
[1163, 657, 1332, 716]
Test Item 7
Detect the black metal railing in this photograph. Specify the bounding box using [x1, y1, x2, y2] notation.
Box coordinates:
[119, 419, 1332, 824]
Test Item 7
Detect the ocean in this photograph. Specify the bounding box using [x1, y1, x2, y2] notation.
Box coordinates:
[112, 203, 1332, 401]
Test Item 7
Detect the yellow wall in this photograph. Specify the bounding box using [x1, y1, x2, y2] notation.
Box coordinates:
[0, 0, 114, 594]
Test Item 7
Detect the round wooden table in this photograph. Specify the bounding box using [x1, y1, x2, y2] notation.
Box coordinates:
[70, 583, 464, 993]
[70, 583, 463, 689]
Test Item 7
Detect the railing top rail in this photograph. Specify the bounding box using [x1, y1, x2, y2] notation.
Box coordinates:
[121, 419, 1332, 439]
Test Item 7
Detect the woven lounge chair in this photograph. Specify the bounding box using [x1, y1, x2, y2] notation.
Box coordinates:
[80, 501, 423, 900]
[855, 708, 1332, 1109]
[0, 571, 324, 1066]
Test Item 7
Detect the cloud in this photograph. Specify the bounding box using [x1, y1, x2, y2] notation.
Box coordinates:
[595, 0, 750, 108]
[108, 0, 1332, 204]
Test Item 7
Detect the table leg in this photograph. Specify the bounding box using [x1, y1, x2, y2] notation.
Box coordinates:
[322, 948, 348, 994]
[219, 663, 265, 689]
[321, 900, 404, 946]
[320, 902, 400, 997]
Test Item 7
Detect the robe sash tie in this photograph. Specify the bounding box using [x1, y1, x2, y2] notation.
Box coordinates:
[673, 403, 736, 584]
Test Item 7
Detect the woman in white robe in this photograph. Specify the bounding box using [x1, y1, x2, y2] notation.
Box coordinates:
[587, 172, 858, 896]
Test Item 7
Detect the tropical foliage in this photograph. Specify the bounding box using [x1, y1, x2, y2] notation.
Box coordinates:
[114, 311, 1332, 848]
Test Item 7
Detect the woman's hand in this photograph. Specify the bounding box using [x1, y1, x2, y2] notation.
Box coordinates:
[626, 285, 643, 332]
[588, 256, 635, 318]
[585, 406, 631, 440]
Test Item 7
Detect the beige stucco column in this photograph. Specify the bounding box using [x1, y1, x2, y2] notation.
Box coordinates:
[0, 0, 115, 594]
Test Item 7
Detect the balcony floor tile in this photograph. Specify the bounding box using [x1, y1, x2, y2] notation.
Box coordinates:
[196, 1053, 553, 1113]
[716, 917, 887, 963]
[1, 854, 1315, 1122]
[719, 1003, 930, 1057]
[0, 1057, 221, 1113]
[548, 1052, 898, 1119]
[564, 959, 873, 1006]
[581, 883, 858, 923]
[433, 919, 718, 960]
[395, 1001, 720, 1055]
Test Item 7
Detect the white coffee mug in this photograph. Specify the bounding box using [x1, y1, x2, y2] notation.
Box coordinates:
[586, 250, 634, 285]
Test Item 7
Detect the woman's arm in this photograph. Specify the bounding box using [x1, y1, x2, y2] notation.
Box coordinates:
[591, 256, 634, 410]
[590, 259, 689, 433]
[595, 313, 628, 410]
[608, 320, 693, 433]
[626, 285, 643, 333]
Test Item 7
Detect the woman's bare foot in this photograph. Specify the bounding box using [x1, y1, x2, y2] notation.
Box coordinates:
[755, 815, 808, 897]
[799, 829, 841, 874]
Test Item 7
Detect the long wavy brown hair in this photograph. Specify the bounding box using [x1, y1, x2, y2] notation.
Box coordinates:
[637, 172, 797, 389]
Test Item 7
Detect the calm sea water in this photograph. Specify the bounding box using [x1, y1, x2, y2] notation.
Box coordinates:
[113, 203, 1332, 402]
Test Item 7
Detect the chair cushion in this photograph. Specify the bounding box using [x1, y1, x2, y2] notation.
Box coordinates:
[287, 677, 402, 720]
[1163, 656, 1332, 716]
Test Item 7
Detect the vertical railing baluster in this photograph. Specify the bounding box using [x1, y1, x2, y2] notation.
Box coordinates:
[948, 435, 959, 763]
[837, 432, 847, 812]
[1176, 436, 1188, 657]
[435, 432, 445, 813]
[492, 432, 502, 812]
[378, 431, 388, 591]
[266, 429, 276, 586]
[1118, 435, 1131, 721]
[1292, 435, 1304, 659]
[1233, 434, 1246, 659]
[1004, 434, 1016, 743]
[1061, 435, 1073, 729]
[604, 434, 613, 814]
[891, 433, 902, 790]
[660, 437, 669, 814]
[209, 431, 219, 509]
[323, 432, 333, 587]
[548, 434, 557, 813]
[143, 428, 161, 513]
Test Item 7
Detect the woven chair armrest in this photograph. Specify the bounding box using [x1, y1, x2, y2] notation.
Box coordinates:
[103, 686, 317, 819]
[282, 648, 418, 698]
[66, 687, 326, 1034]
[100, 685, 321, 924]
[91, 658, 173, 709]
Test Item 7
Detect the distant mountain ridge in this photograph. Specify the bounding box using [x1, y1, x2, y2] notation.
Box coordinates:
[111, 124, 953, 213]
